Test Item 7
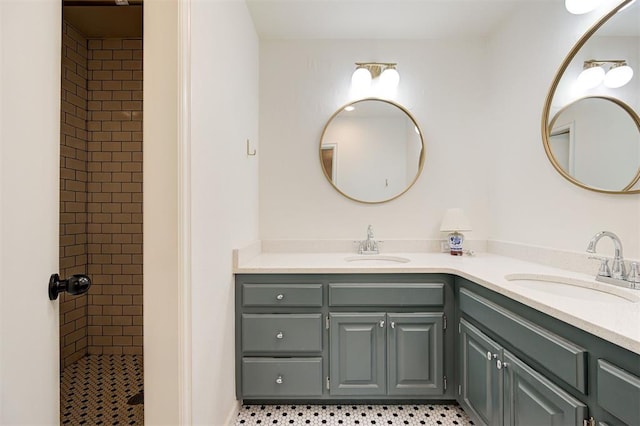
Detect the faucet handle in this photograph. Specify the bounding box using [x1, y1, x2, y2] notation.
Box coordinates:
[627, 262, 640, 286]
[589, 256, 611, 277]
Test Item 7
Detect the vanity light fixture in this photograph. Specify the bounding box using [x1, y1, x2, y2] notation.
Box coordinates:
[440, 208, 472, 256]
[565, 0, 602, 14]
[577, 60, 634, 89]
[351, 62, 400, 91]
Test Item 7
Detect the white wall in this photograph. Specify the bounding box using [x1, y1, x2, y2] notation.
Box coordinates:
[259, 40, 491, 241]
[190, 0, 259, 423]
[487, 1, 640, 260]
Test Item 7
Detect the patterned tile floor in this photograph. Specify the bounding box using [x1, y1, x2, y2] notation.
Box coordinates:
[60, 354, 144, 425]
[236, 404, 474, 425]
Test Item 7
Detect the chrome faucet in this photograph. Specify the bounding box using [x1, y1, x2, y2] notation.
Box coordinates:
[586, 231, 640, 289]
[587, 231, 626, 280]
[358, 225, 379, 255]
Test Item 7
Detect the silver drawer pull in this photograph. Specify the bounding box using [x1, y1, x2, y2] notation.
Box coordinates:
[276, 331, 284, 339]
[275, 375, 283, 384]
[276, 294, 284, 300]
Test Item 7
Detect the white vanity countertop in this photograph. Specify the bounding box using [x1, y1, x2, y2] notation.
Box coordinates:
[234, 249, 640, 355]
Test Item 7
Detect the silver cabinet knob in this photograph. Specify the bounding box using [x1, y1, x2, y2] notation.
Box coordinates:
[276, 331, 284, 339]
[275, 375, 283, 384]
[276, 294, 284, 300]
[487, 351, 492, 360]
[379, 320, 385, 328]
[497, 359, 507, 370]
[390, 321, 395, 329]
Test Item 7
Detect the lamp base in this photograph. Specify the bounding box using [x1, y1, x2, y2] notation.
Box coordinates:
[448, 231, 465, 256]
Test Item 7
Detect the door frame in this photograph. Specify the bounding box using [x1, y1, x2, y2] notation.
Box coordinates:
[143, 0, 191, 424]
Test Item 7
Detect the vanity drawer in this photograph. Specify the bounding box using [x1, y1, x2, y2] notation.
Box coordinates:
[242, 283, 323, 307]
[242, 357, 323, 397]
[329, 283, 444, 306]
[242, 314, 323, 353]
[459, 288, 587, 393]
[597, 359, 640, 426]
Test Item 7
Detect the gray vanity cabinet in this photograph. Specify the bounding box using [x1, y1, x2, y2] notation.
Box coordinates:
[459, 318, 587, 426]
[456, 278, 640, 426]
[236, 274, 454, 401]
[329, 312, 444, 397]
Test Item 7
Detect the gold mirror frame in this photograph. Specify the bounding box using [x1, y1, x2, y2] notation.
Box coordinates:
[319, 98, 426, 204]
[541, 0, 640, 194]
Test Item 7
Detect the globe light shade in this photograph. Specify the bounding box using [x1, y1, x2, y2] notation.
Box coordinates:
[379, 67, 400, 89]
[604, 64, 634, 88]
[576, 65, 605, 89]
[565, 0, 601, 14]
[351, 67, 372, 90]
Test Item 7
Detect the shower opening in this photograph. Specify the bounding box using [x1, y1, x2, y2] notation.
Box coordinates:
[58, 1, 144, 424]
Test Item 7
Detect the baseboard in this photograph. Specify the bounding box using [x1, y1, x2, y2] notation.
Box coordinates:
[224, 400, 241, 426]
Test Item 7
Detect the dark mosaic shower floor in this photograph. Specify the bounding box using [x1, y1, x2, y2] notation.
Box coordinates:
[60, 354, 144, 425]
[235, 403, 474, 425]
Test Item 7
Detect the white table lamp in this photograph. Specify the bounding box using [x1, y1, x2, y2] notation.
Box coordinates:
[440, 208, 472, 256]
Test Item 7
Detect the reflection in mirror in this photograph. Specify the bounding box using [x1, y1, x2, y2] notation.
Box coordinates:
[320, 99, 424, 203]
[542, 0, 640, 193]
[549, 97, 640, 191]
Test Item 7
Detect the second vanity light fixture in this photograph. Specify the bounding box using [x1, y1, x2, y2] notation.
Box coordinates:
[577, 59, 634, 89]
[351, 62, 400, 91]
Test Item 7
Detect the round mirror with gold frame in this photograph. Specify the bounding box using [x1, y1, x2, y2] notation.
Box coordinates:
[319, 98, 425, 203]
[542, 0, 640, 193]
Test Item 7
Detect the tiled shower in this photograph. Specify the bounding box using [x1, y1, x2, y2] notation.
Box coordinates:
[59, 16, 143, 424]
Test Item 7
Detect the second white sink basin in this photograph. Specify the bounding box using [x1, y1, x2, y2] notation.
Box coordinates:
[505, 273, 640, 304]
[344, 255, 410, 265]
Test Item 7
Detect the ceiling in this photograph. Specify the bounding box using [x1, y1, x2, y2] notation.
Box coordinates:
[245, 0, 546, 40]
[60, 0, 637, 41]
[63, 1, 142, 38]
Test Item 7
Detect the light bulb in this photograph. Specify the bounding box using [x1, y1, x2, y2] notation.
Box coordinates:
[379, 67, 400, 89]
[604, 64, 634, 88]
[576, 65, 605, 89]
[565, 0, 602, 14]
[351, 67, 372, 90]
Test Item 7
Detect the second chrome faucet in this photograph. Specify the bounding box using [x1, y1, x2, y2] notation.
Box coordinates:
[587, 231, 640, 289]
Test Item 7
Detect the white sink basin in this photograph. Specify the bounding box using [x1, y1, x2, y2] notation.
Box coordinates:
[504, 273, 640, 304]
[344, 255, 410, 265]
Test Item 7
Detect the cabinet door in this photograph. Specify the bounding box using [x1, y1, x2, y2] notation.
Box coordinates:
[329, 312, 386, 396]
[503, 350, 587, 426]
[459, 319, 503, 426]
[387, 313, 444, 396]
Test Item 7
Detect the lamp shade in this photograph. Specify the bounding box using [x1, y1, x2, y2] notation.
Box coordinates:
[379, 67, 400, 89]
[577, 65, 605, 89]
[440, 208, 472, 232]
[603, 64, 633, 88]
[351, 67, 372, 90]
[565, 0, 601, 14]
